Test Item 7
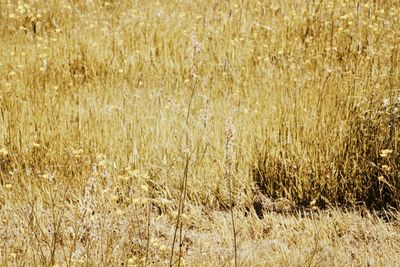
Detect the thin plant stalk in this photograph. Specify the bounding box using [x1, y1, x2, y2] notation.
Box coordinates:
[225, 112, 238, 267]
[169, 31, 199, 266]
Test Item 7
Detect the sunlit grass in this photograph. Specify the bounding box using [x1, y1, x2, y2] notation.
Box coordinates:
[0, 0, 399, 266]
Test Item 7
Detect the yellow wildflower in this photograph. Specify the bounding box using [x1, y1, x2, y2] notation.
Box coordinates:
[382, 165, 391, 172]
[0, 147, 8, 157]
[380, 149, 393, 158]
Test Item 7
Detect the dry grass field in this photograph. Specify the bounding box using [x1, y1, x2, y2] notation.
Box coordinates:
[0, 0, 400, 266]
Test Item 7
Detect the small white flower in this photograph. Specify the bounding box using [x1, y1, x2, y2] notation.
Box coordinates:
[383, 98, 390, 107]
